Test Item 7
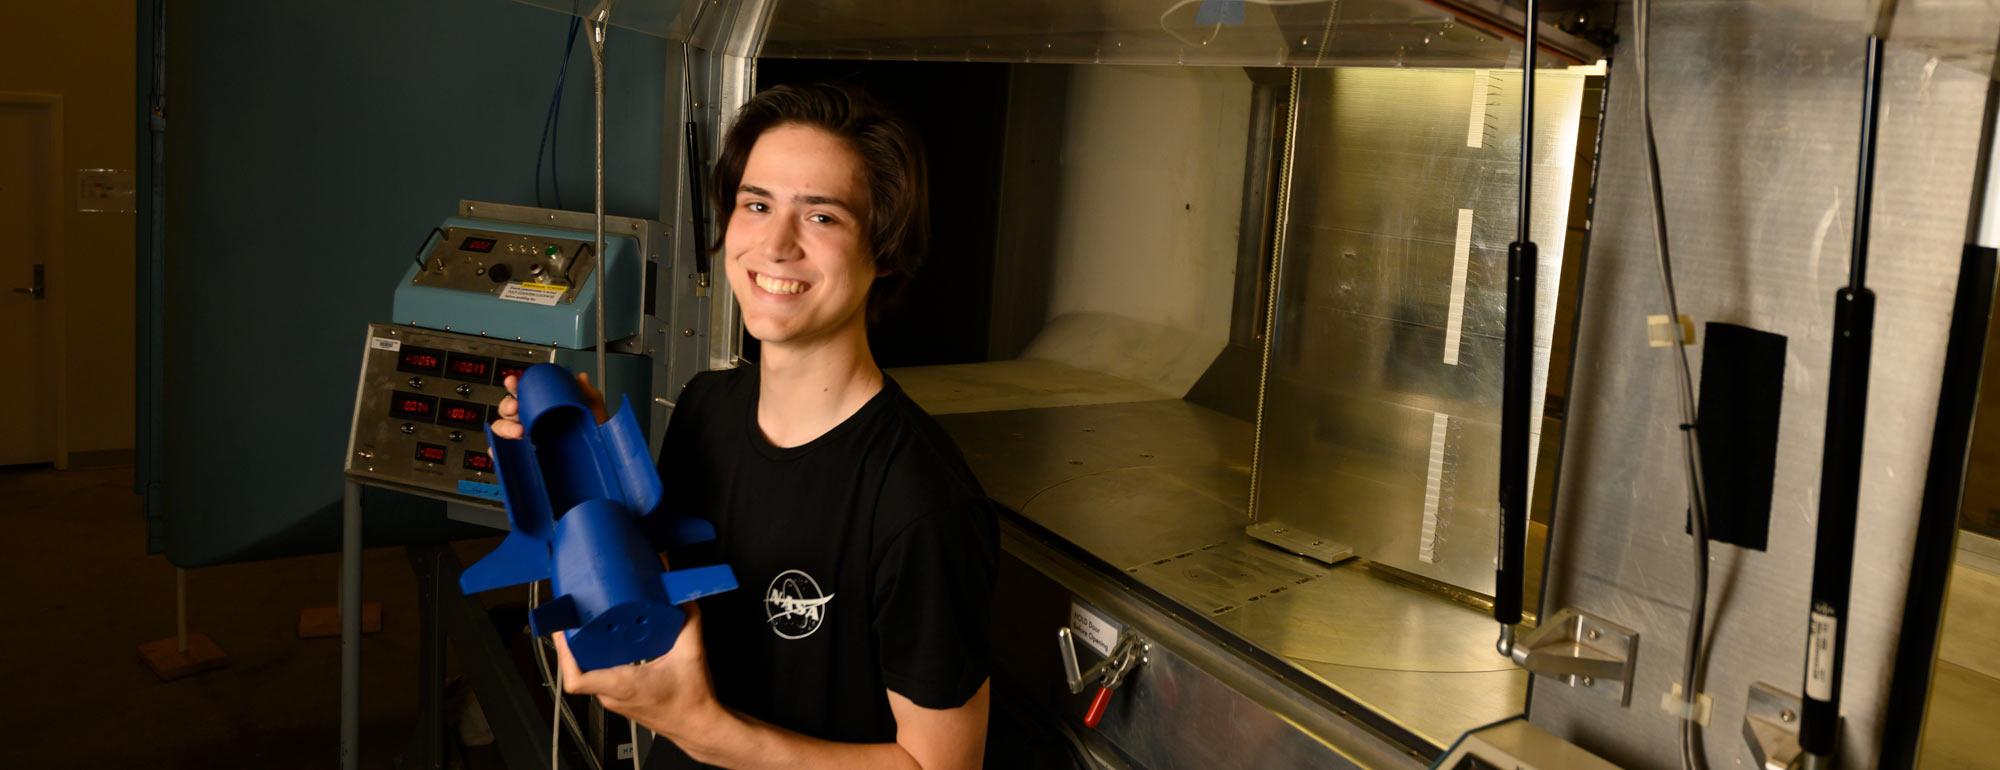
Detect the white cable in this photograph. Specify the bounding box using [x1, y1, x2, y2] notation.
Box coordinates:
[553, 663, 564, 770]
[1634, 1, 1714, 768]
[531, 582, 603, 770]
[630, 718, 642, 770]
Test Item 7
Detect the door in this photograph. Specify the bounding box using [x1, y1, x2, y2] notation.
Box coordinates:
[0, 98, 57, 465]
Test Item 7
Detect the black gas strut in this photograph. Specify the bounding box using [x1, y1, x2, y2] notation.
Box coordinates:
[1495, 0, 1538, 652]
[1798, 31, 1886, 770]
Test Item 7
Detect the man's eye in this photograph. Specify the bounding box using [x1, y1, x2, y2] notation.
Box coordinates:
[745, 201, 769, 213]
[808, 213, 836, 225]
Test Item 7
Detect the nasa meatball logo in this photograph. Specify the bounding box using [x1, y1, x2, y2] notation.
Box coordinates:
[764, 569, 834, 640]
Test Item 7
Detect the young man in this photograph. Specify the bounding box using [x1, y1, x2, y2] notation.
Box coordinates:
[492, 83, 997, 769]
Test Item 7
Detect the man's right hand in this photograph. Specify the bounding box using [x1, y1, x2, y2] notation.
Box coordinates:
[490, 371, 612, 442]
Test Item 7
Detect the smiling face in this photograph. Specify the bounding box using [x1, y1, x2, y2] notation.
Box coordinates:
[723, 123, 882, 349]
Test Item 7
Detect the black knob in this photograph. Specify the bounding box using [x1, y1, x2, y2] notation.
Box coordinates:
[408, 376, 424, 389]
[488, 263, 512, 283]
[400, 423, 416, 435]
[448, 431, 464, 443]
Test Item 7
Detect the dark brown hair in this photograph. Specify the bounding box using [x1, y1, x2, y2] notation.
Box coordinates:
[709, 82, 929, 320]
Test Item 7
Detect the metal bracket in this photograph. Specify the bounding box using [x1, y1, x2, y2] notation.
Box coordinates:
[1509, 607, 1639, 706]
[1743, 682, 1804, 770]
[1245, 520, 1354, 565]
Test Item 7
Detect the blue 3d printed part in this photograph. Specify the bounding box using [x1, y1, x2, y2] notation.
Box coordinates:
[459, 363, 736, 671]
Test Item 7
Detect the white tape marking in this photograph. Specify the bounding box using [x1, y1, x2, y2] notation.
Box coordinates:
[1467, 69, 1490, 148]
[1444, 208, 1474, 366]
[1420, 412, 1450, 564]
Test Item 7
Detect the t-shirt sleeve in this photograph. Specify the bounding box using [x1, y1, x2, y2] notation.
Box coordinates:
[871, 499, 998, 710]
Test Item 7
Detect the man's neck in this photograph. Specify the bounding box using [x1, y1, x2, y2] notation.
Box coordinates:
[754, 322, 884, 449]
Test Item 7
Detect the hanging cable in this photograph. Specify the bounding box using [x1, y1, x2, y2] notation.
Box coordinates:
[531, 582, 604, 770]
[536, 3, 583, 209]
[1634, 1, 1714, 768]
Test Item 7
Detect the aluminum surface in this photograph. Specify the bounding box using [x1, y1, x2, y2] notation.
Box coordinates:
[932, 387, 1532, 749]
[1000, 522, 1425, 769]
[755, 0, 1603, 67]
[1532, 2, 1992, 767]
[893, 359, 1174, 416]
[1254, 67, 1593, 595]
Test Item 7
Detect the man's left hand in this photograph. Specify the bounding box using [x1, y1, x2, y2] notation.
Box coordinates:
[552, 602, 725, 743]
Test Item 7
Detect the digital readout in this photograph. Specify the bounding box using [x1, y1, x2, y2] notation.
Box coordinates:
[389, 390, 437, 422]
[463, 452, 494, 473]
[415, 443, 448, 464]
[446, 353, 494, 384]
[495, 359, 535, 384]
[438, 399, 487, 429]
[396, 346, 446, 376]
[461, 236, 497, 253]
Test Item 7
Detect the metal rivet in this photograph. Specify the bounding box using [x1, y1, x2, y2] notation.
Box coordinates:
[1585, 628, 1601, 641]
[681, 329, 695, 337]
[1580, 676, 1595, 686]
[1780, 709, 1796, 723]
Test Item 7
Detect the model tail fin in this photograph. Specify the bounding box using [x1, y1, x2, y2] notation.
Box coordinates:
[458, 532, 552, 595]
[662, 565, 739, 605]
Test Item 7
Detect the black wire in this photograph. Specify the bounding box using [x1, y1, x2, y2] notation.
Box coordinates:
[412, 227, 443, 271]
[566, 242, 591, 285]
[535, 4, 582, 209]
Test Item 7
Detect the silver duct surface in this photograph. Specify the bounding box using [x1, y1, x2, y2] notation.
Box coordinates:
[1532, 2, 1990, 767]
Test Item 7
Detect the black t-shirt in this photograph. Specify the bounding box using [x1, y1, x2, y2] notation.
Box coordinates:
[645, 365, 997, 744]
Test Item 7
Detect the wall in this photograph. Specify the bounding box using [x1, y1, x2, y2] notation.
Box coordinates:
[1020, 65, 1249, 395]
[0, 0, 137, 461]
[155, 0, 665, 566]
[1534, 1, 1990, 767]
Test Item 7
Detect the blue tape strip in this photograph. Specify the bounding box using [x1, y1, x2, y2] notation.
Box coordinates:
[457, 480, 504, 501]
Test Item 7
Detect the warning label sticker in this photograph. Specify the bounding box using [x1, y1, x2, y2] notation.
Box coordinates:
[1806, 605, 1838, 701]
[498, 282, 567, 306]
[369, 336, 402, 352]
[1069, 601, 1121, 659]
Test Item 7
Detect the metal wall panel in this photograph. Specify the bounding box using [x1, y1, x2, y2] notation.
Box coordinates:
[1254, 67, 1591, 594]
[1531, 2, 1991, 767]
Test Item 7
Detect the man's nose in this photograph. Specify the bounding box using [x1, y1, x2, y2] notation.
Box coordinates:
[761, 216, 803, 262]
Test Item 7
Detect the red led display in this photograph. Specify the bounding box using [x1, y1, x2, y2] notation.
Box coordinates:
[463, 452, 494, 473]
[438, 400, 487, 429]
[446, 353, 494, 384]
[396, 346, 446, 376]
[389, 391, 437, 422]
[415, 443, 448, 464]
[461, 236, 497, 253]
[495, 359, 535, 384]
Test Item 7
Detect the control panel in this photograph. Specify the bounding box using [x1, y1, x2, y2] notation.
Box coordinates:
[416, 226, 597, 303]
[344, 322, 557, 506]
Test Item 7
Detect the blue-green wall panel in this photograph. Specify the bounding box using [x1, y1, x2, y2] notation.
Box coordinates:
[156, 0, 665, 566]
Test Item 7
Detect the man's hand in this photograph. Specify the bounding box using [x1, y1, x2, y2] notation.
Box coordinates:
[551, 603, 727, 746]
[550, 601, 984, 770]
[490, 371, 611, 441]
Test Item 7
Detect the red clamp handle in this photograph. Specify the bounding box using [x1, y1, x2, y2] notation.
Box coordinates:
[1083, 685, 1113, 728]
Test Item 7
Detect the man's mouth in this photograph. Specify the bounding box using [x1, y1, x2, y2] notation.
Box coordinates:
[751, 271, 811, 296]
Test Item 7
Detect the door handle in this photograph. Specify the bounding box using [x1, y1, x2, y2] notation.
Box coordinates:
[12, 263, 44, 299]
